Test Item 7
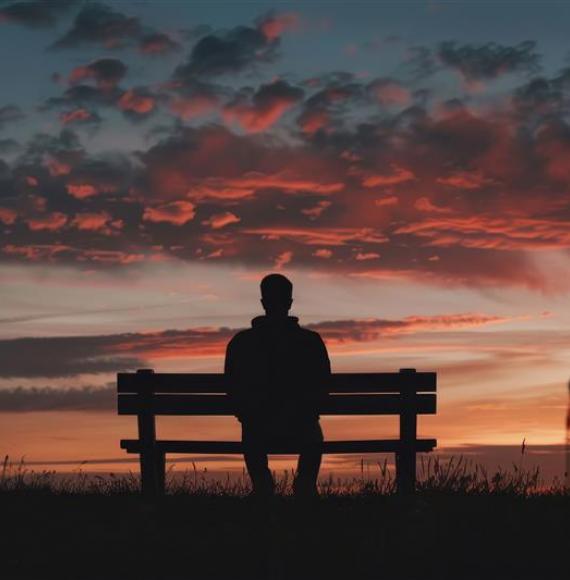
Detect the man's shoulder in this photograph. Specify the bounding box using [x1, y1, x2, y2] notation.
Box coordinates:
[297, 326, 325, 344]
[227, 328, 255, 348]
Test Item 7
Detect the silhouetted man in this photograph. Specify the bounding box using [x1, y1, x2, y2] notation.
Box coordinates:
[224, 273, 331, 497]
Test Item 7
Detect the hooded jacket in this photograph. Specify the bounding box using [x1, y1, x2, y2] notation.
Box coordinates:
[224, 315, 331, 424]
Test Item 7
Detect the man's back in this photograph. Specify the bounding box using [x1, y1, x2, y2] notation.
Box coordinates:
[225, 314, 331, 425]
[224, 273, 329, 497]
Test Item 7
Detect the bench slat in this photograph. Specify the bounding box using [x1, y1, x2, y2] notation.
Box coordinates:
[120, 438, 437, 454]
[117, 371, 436, 394]
[117, 393, 436, 416]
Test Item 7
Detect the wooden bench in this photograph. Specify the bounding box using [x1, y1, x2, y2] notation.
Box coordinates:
[117, 368, 437, 496]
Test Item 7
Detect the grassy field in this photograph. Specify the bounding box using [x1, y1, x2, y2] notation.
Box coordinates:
[1, 457, 569, 580]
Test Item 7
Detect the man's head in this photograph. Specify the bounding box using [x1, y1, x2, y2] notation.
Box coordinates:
[260, 273, 293, 317]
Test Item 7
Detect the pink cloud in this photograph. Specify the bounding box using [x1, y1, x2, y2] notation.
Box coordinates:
[186, 173, 343, 201]
[298, 109, 329, 135]
[369, 79, 411, 106]
[169, 95, 219, 119]
[355, 252, 380, 261]
[77, 250, 145, 265]
[310, 313, 514, 345]
[244, 226, 388, 246]
[301, 200, 332, 219]
[374, 196, 399, 207]
[2, 244, 71, 261]
[396, 216, 570, 251]
[274, 250, 293, 269]
[59, 109, 94, 125]
[223, 81, 303, 133]
[313, 248, 333, 259]
[143, 201, 196, 225]
[0, 207, 17, 225]
[437, 171, 492, 190]
[201, 212, 241, 229]
[118, 90, 155, 114]
[258, 12, 300, 41]
[414, 197, 453, 214]
[27, 212, 67, 232]
[71, 212, 113, 232]
[45, 158, 72, 177]
[362, 166, 415, 187]
[66, 184, 98, 199]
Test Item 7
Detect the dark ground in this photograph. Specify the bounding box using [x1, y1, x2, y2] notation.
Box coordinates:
[1, 490, 569, 580]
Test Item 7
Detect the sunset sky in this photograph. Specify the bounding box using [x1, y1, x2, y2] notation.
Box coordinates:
[1, 0, 569, 479]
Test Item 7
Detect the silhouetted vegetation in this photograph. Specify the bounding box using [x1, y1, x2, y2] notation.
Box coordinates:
[1, 456, 568, 579]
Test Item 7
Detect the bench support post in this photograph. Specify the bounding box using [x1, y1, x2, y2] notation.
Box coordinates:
[155, 451, 166, 495]
[136, 369, 159, 497]
[396, 368, 417, 494]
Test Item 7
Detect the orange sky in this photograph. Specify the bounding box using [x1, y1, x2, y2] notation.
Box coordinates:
[1, 2, 570, 482]
[1, 264, 568, 480]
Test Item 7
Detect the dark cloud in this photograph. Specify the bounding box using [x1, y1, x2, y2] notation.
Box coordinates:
[18, 128, 84, 172]
[404, 46, 439, 80]
[46, 67, 160, 124]
[167, 78, 225, 119]
[0, 384, 115, 411]
[0, 327, 233, 377]
[46, 84, 121, 111]
[0, 333, 144, 377]
[179, 23, 212, 42]
[511, 67, 570, 124]
[0, 104, 25, 129]
[296, 75, 363, 135]
[437, 40, 541, 81]
[0, 138, 20, 153]
[173, 19, 280, 80]
[49, 2, 183, 54]
[0, 0, 75, 28]
[51, 2, 142, 49]
[63, 152, 134, 194]
[405, 41, 541, 83]
[69, 58, 128, 89]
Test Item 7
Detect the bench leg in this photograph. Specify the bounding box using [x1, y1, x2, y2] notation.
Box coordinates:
[140, 449, 158, 496]
[396, 448, 416, 494]
[155, 451, 166, 495]
[397, 380, 418, 495]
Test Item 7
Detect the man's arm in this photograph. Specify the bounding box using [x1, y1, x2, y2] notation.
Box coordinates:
[224, 338, 243, 422]
[306, 333, 331, 416]
[316, 334, 331, 399]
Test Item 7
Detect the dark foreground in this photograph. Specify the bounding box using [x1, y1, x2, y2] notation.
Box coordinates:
[2, 487, 569, 580]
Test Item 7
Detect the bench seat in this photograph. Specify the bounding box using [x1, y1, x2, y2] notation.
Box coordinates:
[120, 438, 437, 455]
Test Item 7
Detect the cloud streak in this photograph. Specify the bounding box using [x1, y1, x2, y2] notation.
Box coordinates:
[0, 385, 115, 411]
[0, 312, 515, 378]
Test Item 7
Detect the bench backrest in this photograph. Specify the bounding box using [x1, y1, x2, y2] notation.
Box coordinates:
[117, 369, 437, 416]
